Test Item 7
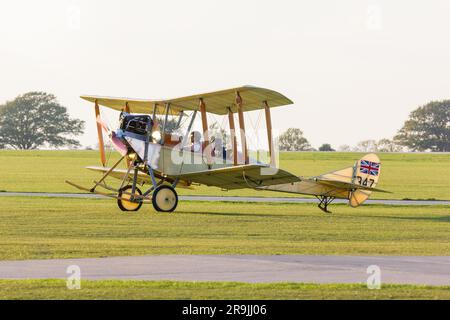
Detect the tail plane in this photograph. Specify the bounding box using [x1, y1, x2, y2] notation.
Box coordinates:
[260, 153, 389, 212]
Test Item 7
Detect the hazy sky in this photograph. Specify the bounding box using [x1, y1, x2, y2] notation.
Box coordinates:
[1, 0, 449, 149]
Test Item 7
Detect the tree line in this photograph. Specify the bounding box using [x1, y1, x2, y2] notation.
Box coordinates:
[278, 100, 449, 152]
[0, 91, 448, 152]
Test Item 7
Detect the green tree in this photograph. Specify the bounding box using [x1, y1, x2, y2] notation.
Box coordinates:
[318, 143, 335, 151]
[354, 139, 378, 152]
[209, 121, 228, 145]
[376, 138, 402, 152]
[0, 92, 84, 150]
[155, 116, 180, 134]
[338, 144, 351, 152]
[394, 100, 450, 152]
[277, 128, 312, 151]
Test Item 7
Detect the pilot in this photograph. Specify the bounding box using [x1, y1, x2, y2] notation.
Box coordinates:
[211, 136, 226, 160]
[190, 131, 202, 153]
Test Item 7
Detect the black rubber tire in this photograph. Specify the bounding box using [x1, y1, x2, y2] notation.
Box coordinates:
[152, 185, 178, 212]
[117, 185, 143, 212]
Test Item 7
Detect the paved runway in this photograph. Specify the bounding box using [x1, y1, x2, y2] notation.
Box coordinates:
[1, 192, 449, 206]
[1, 255, 450, 285]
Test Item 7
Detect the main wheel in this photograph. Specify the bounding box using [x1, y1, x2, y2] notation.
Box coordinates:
[152, 185, 178, 212]
[117, 185, 143, 212]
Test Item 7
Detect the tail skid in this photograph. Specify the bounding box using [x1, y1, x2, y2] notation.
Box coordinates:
[316, 195, 335, 213]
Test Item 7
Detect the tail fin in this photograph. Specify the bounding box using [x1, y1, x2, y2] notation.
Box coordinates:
[316, 153, 383, 208]
[260, 153, 385, 212]
[348, 153, 382, 207]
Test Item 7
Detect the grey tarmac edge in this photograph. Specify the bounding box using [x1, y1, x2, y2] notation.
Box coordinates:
[1, 255, 450, 285]
[0, 192, 449, 206]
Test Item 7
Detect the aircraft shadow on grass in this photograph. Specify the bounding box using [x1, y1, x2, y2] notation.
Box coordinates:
[357, 214, 450, 223]
[176, 210, 295, 219]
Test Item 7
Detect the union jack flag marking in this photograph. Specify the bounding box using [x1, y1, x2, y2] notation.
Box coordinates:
[360, 160, 380, 176]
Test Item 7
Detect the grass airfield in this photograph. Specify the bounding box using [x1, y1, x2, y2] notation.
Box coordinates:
[1, 197, 450, 259]
[0, 150, 449, 200]
[0, 150, 449, 299]
[1, 280, 450, 300]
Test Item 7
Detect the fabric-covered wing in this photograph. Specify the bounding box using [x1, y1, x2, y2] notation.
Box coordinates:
[86, 164, 299, 190]
[173, 164, 300, 190]
[80, 85, 293, 115]
[80, 96, 175, 115]
[86, 166, 194, 189]
[166, 86, 293, 115]
[87, 166, 151, 185]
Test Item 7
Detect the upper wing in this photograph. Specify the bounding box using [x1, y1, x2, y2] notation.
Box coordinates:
[173, 164, 300, 190]
[80, 85, 293, 115]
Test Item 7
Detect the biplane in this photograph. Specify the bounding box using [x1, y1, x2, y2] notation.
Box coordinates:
[66, 86, 388, 213]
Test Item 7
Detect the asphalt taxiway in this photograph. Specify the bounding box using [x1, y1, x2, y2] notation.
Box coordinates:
[1, 255, 449, 285]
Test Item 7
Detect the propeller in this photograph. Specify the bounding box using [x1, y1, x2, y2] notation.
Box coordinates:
[95, 116, 128, 157]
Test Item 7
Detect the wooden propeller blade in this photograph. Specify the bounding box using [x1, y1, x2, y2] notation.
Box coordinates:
[96, 116, 109, 132]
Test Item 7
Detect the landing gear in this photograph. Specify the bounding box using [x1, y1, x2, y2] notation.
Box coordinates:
[117, 185, 143, 212]
[316, 195, 335, 213]
[152, 185, 178, 212]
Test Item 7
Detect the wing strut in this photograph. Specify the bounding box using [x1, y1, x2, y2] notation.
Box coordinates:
[264, 100, 275, 166]
[236, 91, 249, 164]
[95, 100, 106, 167]
[199, 98, 212, 167]
[228, 107, 238, 165]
